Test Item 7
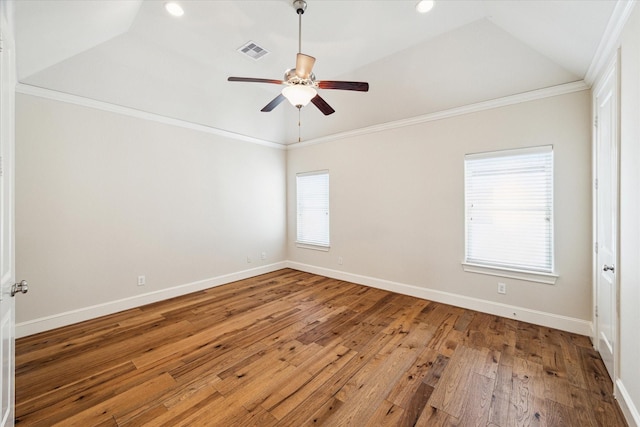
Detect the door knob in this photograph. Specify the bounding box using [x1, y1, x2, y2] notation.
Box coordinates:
[603, 264, 615, 273]
[11, 280, 28, 297]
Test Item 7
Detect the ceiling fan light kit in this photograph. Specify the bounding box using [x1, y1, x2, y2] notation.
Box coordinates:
[227, 0, 369, 116]
[282, 85, 317, 107]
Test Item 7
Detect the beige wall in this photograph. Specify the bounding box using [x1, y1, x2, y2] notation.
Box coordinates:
[287, 90, 592, 322]
[618, 3, 640, 424]
[15, 94, 287, 326]
[15, 90, 592, 334]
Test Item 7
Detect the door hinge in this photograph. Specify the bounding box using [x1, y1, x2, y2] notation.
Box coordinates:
[594, 178, 598, 190]
[595, 305, 598, 318]
[594, 242, 598, 254]
[0, 156, 3, 177]
[594, 115, 598, 128]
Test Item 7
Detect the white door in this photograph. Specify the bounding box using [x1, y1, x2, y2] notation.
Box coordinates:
[594, 57, 619, 381]
[0, 3, 17, 426]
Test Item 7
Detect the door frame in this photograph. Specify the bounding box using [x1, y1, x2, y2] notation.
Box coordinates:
[0, 1, 16, 425]
[592, 51, 621, 385]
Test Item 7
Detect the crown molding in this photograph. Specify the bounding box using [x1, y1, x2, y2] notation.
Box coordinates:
[288, 80, 589, 149]
[16, 79, 590, 152]
[15, 83, 286, 150]
[584, 0, 637, 85]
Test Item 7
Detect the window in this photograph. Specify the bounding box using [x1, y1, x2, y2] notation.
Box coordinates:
[464, 146, 553, 274]
[296, 170, 330, 249]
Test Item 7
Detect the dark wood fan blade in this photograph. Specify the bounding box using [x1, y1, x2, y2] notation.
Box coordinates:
[295, 53, 316, 79]
[311, 94, 335, 116]
[261, 94, 287, 112]
[317, 81, 369, 91]
[228, 77, 283, 85]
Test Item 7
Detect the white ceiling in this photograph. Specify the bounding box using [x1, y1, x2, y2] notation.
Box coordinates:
[14, 0, 617, 145]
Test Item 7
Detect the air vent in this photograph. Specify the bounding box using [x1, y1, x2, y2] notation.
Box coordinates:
[237, 41, 269, 61]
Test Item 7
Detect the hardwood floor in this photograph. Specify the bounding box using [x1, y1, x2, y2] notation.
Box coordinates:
[16, 269, 626, 426]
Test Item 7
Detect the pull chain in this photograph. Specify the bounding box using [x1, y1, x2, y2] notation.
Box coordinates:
[298, 107, 302, 143]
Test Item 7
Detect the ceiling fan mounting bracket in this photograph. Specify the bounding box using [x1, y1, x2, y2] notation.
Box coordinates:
[293, 0, 307, 15]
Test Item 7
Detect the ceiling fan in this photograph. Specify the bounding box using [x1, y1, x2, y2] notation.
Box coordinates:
[227, 0, 369, 116]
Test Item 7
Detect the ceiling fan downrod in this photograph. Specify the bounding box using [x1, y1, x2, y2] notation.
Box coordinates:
[293, 0, 307, 54]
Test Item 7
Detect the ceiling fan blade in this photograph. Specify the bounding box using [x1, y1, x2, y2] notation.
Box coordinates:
[295, 53, 316, 79]
[317, 80, 369, 92]
[228, 77, 283, 85]
[311, 94, 335, 116]
[261, 94, 287, 112]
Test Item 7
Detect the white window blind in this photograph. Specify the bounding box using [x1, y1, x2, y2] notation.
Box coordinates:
[296, 170, 330, 248]
[465, 146, 553, 273]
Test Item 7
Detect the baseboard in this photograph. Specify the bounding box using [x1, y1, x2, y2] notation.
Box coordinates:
[616, 379, 640, 427]
[286, 261, 592, 336]
[15, 262, 288, 338]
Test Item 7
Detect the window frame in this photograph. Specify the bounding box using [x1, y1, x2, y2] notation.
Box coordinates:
[296, 170, 330, 251]
[462, 145, 558, 285]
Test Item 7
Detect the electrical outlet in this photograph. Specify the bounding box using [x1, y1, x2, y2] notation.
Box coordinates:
[137, 275, 146, 286]
[247, 255, 252, 263]
[338, 256, 344, 265]
[261, 251, 267, 260]
[497, 282, 506, 294]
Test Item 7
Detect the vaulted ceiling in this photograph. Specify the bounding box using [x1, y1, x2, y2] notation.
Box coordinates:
[14, 0, 617, 145]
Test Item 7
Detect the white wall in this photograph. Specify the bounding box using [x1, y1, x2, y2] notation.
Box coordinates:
[15, 93, 287, 335]
[617, 4, 640, 425]
[287, 90, 592, 331]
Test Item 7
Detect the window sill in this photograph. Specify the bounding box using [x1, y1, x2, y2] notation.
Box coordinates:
[461, 262, 558, 285]
[296, 242, 330, 252]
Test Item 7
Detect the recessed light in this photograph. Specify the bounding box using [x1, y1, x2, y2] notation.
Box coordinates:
[416, 0, 435, 14]
[165, 2, 184, 17]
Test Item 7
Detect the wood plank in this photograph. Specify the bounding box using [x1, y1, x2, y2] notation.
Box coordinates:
[456, 372, 494, 426]
[579, 345, 617, 404]
[587, 388, 629, 427]
[487, 360, 513, 427]
[568, 385, 599, 427]
[386, 346, 438, 408]
[396, 381, 434, 427]
[259, 341, 352, 411]
[415, 405, 460, 426]
[327, 328, 428, 425]
[16, 361, 137, 423]
[363, 399, 405, 426]
[541, 341, 573, 406]
[260, 347, 357, 419]
[52, 373, 176, 426]
[545, 399, 575, 427]
[130, 383, 222, 426]
[508, 356, 546, 427]
[298, 396, 344, 426]
[270, 331, 399, 423]
[428, 346, 481, 418]
[556, 330, 588, 389]
[422, 353, 450, 388]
